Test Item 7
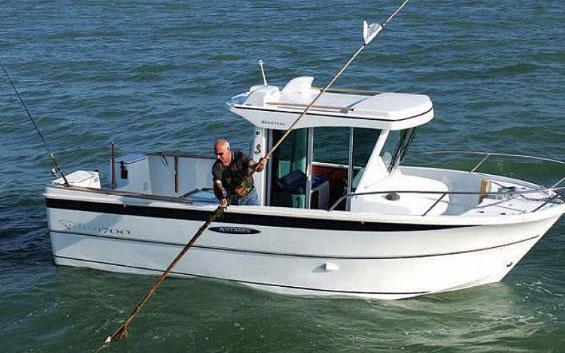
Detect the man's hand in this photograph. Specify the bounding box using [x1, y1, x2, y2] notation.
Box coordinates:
[219, 198, 228, 208]
[256, 156, 268, 172]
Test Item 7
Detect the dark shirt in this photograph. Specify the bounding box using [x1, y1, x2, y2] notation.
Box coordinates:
[212, 150, 252, 195]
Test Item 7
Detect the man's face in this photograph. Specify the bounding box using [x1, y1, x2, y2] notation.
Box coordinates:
[215, 144, 232, 166]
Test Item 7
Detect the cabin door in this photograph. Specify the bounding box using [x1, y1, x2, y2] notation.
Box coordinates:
[267, 128, 311, 208]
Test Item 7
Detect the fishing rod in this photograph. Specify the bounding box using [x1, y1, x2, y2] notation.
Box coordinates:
[1, 62, 69, 186]
[98, 0, 411, 350]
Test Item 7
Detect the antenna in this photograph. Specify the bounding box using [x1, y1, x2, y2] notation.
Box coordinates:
[257, 59, 268, 86]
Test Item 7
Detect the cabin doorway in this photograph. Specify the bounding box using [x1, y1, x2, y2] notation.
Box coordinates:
[266, 127, 383, 210]
[268, 129, 309, 208]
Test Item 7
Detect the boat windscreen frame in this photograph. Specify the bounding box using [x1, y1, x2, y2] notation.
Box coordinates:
[387, 127, 416, 173]
[265, 126, 389, 210]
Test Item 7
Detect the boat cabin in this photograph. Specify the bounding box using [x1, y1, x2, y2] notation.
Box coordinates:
[227, 76, 440, 212]
[72, 76, 452, 216]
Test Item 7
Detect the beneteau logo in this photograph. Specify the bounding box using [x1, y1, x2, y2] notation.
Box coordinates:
[209, 226, 260, 235]
[58, 220, 131, 236]
[260, 120, 286, 127]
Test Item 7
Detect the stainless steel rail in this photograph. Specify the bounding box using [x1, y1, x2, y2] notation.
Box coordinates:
[329, 186, 565, 213]
[330, 150, 565, 214]
[148, 152, 215, 160]
[410, 150, 565, 171]
[412, 150, 565, 188]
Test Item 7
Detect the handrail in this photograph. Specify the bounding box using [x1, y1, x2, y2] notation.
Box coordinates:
[331, 149, 565, 214]
[470, 153, 491, 173]
[409, 150, 565, 168]
[551, 176, 565, 189]
[533, 194, 562, 212]
[422, 193, 447, 216]
[312, 86, 383, 96]
[148, 152, 215, 160]
[265, 101, 353, 111]
[407, 150, 565, 194]
[328, 186, 565, 213]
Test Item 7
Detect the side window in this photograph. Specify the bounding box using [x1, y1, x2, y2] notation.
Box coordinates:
[380, 130, 401, 171]
[352, 128, 381, 191]
[313, 127, 349, 165]
[380, 128, 416, 172]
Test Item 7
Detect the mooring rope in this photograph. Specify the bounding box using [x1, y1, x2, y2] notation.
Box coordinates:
[96, 206, 224, 352]
[98, 1, 411, 350]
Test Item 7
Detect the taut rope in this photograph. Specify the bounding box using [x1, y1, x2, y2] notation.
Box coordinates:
[97, 207, 224, 352]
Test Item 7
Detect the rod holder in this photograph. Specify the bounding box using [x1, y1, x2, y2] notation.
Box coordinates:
[111, 141, 117, 189]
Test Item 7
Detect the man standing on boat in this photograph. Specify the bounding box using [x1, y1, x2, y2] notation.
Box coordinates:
[212, 138, 268, 207]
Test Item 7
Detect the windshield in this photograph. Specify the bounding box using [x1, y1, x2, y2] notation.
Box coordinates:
[379, 128, 416, 172]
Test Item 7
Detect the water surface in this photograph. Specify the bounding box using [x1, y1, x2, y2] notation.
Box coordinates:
[0, 1, 563, 352]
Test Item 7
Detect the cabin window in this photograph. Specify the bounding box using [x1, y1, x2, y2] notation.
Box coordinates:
[380, 128, 416, 172]
[351, 128, 381, 192]
[313, 127, 350, 165]
[380, 130, 401, 170]
[269, 128, 309, 208]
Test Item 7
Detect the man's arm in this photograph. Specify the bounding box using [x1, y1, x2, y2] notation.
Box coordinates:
[248, 157, 268, 172]
[213, 179, 228, 208]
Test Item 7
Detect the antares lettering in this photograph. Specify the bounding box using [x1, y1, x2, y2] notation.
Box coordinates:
[209, 226, 260, 235]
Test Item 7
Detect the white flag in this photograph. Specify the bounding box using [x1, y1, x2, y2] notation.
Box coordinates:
[363, 21, 383, 45]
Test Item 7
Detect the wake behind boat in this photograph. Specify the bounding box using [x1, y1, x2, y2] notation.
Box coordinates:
[45, 74, 564, 299]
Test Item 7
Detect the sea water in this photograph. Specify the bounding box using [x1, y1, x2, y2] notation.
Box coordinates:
[0, 1, 563, 352]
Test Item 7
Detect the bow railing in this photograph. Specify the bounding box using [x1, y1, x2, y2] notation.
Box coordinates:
[331, 150, 565, 215]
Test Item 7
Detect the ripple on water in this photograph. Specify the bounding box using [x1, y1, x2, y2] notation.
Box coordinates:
[0, 1, 564, 352]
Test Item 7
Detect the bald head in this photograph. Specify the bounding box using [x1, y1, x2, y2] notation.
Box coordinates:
[214, 139, 230, 152]
[214, 138, 232, 166]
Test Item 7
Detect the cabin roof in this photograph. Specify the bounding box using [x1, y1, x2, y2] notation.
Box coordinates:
[227, 76, 434, 131]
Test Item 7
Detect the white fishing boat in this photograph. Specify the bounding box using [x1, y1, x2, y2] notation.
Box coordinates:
[45, 74, 564, 299]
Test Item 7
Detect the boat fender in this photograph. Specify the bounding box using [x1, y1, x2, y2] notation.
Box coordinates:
[324, 262, 339, 271]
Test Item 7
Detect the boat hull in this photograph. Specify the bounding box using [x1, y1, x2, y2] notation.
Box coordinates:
[45, 187, 564, 299]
